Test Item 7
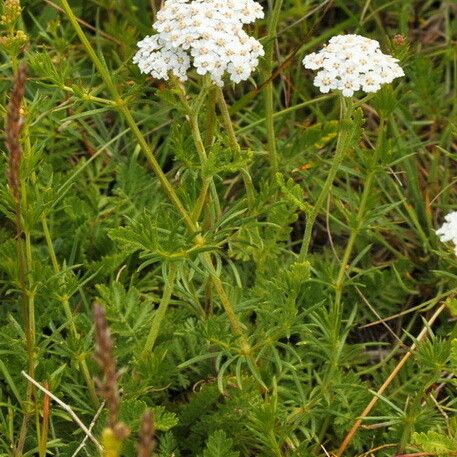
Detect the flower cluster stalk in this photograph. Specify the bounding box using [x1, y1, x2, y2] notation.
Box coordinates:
[316, 118, 385, 443]
[333, 118, 386, 317]
[216, 87, 256, 207]
[172, 78, 215, 223]
[59, 0, 252, 359]
[203, 87, 223, 220]
[298, 98, 355, 261]
[204, 86, 217, 150]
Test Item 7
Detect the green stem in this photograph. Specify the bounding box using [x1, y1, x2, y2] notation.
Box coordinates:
[120, 105, 197, 231]
[216, 87, 256, 208]
[262, 0, 284, 174]
[204, 86, 217, 150]
[333, 119, 386, 314]
[264, 83, 278, 173]
[298, 99, 355, 261]
[177, 85, 208, 163]
[59, 0, 252, 360]
[204, 88, 222, 220]
[59, 0, 196, 234]
[61, 84, 116, 106]
[317, 116, 383, 446]
[174, 85, 253, 353]
[202, 253, 251, 355]
[141, 264, 178, 359]
[215, 88, 240, 156]
[192, 178, 211, 223]
[173, 79, 217, 224]
[41, 216, 59, 272]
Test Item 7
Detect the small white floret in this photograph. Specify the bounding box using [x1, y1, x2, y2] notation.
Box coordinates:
[133, 0, 264, 86]
[302, 34, 404, 97]
[437, 211, 457, 255]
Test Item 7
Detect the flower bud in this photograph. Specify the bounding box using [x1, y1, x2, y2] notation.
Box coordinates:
[1, 0, 22, 26]
[392, 34, 406, 47]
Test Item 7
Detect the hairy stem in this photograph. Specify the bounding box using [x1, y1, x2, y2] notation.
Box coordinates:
[316, 120, 384, 442]
[60, 0, 195, 233]
[203, 87, 222, 220]
[216, 87, 255, 207]
[59, 0, 252, 360]
[202, 253, 251, 356]
[173, 79, 214, 223]
[298, 98, 355, 261]
[173, 83, 253, 354]
[204, 86, 217, 150]
[333, 119, 385, 315]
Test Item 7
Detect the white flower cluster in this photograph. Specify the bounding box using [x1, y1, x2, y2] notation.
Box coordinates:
[133, 0, 265, 86]
[437, 211, 457, 255]
[302, 34, 404, 97]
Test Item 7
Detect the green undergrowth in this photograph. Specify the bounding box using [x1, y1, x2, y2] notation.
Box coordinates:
[1, 0, 457, 456]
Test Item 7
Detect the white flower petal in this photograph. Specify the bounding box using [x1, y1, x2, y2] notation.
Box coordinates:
[302, 34, 404, 97]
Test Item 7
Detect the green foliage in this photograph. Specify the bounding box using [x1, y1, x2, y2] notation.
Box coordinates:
[1, 1, 457, 457]
[200, 430, 239, 457]
[412, 431, 457, 456]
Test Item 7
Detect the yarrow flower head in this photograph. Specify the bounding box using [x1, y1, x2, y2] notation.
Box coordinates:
[436, 211, 457, 255]
[302, 34, 404, 97]
[133, 0, 265, 86]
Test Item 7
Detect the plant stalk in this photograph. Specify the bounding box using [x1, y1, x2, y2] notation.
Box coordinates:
[216, 87, 255, 207]
[59, 0, 195, 234]
[59, 0, 252, 359]
[333, 118, 386, 321]
[141, 264, 178, 359]
[298, 98, 355, 261]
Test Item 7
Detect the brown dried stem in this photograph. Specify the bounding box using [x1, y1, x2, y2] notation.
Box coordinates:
[93, 304, 120, 426]
[8, 62, 34, 457]
[137, 410, 155, 457]
[6, 62, 26, 202]
[93, 304, 130, 441]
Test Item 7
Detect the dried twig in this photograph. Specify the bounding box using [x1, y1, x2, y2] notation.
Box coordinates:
[21, 371, 102, 451]
[71, 400, 105, 457]
[335, 303, 447, 456]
